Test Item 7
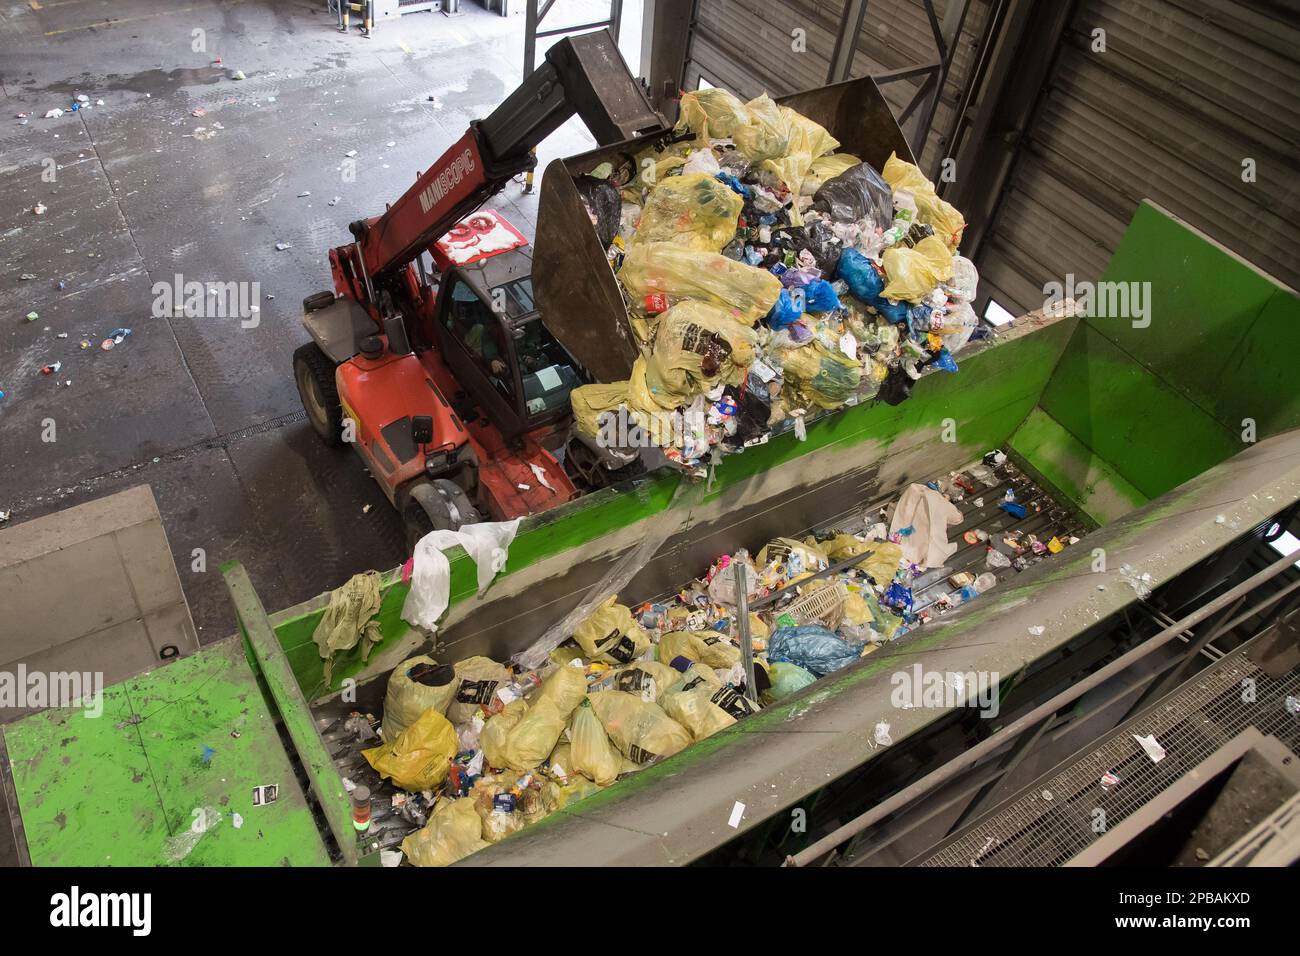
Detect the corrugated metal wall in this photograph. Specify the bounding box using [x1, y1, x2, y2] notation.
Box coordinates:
[682, 0, 991, 174]
[679, 0, 1299, 317]
[977, 0, 1300, 313]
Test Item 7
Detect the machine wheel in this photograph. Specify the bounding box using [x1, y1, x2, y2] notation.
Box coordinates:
[293, 342, 343, 447]
[303, 290, 336, 313]
[403, 479, 481, 553]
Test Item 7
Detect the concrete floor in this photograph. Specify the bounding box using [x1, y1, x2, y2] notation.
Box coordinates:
[0, 0, 634, 641]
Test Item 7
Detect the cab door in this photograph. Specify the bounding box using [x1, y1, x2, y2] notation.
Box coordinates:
[433, 271, 529, 441]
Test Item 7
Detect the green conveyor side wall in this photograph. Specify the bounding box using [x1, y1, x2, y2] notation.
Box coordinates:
[1007, 201, 1300, 524]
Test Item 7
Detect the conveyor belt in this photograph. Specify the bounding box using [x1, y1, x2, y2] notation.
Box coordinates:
[312, 452, 1092, 860]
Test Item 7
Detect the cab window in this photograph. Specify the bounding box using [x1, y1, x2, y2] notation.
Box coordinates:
[445, 279, 515, 404]
[514, 318, 579, 418]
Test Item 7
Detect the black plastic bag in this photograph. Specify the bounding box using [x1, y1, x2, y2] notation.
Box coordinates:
[813, 161, 893, 228]
[876, 364, 913, 406]
[574, 175, 621, 247]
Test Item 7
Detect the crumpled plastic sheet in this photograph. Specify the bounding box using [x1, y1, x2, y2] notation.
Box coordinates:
[401, 519, 523, 632]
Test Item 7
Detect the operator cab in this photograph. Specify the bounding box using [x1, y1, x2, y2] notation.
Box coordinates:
[433, 244, 584, 445]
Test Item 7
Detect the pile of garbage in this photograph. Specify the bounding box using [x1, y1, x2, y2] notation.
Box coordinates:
[373, 455, 1075, 866]
[569, 87, 982, 476]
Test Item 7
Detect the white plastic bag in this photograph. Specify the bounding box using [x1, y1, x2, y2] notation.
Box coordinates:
[401, 519, 522, 631]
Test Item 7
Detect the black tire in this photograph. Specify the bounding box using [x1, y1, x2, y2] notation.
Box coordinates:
[293, 342, 343, 447]
[402, 501, 435, 555]
[303, 291, 335, 313]
[403, 480, 480, 554]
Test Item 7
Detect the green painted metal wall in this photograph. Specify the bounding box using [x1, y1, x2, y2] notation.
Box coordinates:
[1010, 200, 1300, 525]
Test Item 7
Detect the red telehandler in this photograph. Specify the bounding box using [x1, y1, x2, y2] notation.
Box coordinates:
[292, 30, 666, 549]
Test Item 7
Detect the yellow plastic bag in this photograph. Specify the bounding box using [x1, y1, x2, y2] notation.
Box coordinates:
[547, 739, 574, 781]
[677, 88, 749, 139]
[777, 342, 862, 410]
[733, 94, 790, 162]
[589, 690, 692, 765]
[363, 706, 459, 792]
[497, 665, 588, 771]
[535, 663, 589, 714]
[446, 656, 511, 725]
[811, 536, 902, 584]
[657, 630, 740, 669]
[499, 701, 567, 772]
[760, 107, 839, 222]
[881, 236, 954, 302]
[480, 698, 529, 770]
[646, 301, 758, 400]
[542, 775, 604, 813]
[804, 152, 861, 194]
[570, 382, 629, 438]
[400, 797, 487, 867]
[382, 656, 456, 742]
[618, 242, 781, 326]
[606, 660, 681, 702]
[662, 674, 736, 741]
[572, 596, 651, 665]
[569, 698, 622, 786]
[630, 173, 743, 252]
[882, 152, 966, 251]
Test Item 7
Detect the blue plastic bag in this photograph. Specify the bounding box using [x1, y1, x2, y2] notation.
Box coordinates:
[767, 288, 804, 329]
[836, 248, 883, 301]
[767, 625, 864, 677]
[803, 279, 842, 313]
[837, 250, 908, 322]
[931, 347, 958, 373]
[715, 171, 749, 197]
[999, 500, 1027, 519]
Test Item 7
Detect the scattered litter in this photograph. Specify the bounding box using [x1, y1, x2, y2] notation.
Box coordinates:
[19, 273, 36, 280]
[727, 801, 745, 828]
[275, 242, 292, 251]
[251, 784, 279, 806]
[328, 196, 340, 206]
[345, 149, 358, 158]
[56, 332, 68, 339]
[100, 328, 131, 350]
[1027, 625, 1045, 636]
[32, 203, 46, 216]
[76, 94, 89, 104]
[1133, 733, 1166, 764]
[0, 509, 9, 523]
[44, 109, 64, 119]
[528, 462, 556, 492]
[1118, 563, 1154, 599]
[201, 745, 216, 766]
[386, 141, 396, 147]
[1100, 770, 1120, 791]
[231, 70, 247, 81]
[298, 191, 311, 198]
[362, 503, 372, 514]
[231, 812, 244, 829]
[26, 312, 38, 322]
[41, 361, 62, 376]
[191, 108, 207, 117]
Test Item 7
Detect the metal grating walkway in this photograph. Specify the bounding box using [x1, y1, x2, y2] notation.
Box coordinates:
[914, 646, 1300, 867]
